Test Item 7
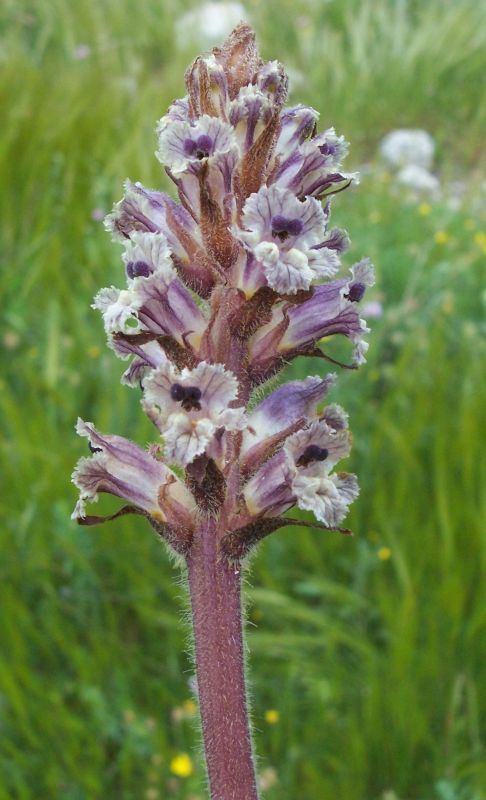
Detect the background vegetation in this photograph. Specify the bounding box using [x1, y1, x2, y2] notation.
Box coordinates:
[1, 1, 485, 798]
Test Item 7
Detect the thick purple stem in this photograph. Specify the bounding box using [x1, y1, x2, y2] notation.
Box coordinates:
[187, 516, 259, 800]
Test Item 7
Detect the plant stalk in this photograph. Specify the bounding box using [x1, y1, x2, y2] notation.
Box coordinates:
[187, 516, 259, 800]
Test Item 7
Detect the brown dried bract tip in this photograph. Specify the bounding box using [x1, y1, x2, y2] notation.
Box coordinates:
[213, 23, 263, 99]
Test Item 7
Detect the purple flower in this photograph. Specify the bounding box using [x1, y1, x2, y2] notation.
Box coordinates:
[72, 420, 194, 528]
[270, 120, 356, 199]
[157, 115, 237, 173]
[244, 418, 358, 526]
[73, 44, 91, 61]
[93, 231, 207, 352]
[276, 105, 320, 153]
[362, 300, 384, 319]
[282, 292, 369, 364]
[247, 259, 375, 379]
[229, 86, 275, 153]
[104, 181, 218, 294]
[157, 115, 239, 224]
[245, 374, 336, 443]
[241, 374, 336, 476]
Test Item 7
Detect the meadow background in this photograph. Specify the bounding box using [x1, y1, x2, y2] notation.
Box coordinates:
[1, 0, 485, 798]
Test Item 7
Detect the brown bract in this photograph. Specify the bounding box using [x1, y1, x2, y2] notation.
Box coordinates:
[212, 23, 263, 99]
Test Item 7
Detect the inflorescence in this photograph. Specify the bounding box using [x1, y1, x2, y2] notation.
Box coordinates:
[71, 24, 375, 559]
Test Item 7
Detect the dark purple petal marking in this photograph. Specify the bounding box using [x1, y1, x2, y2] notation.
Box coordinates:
[88, 441, 103, 454]
[170, 383, 202, 411]
[345, 282, 366, 303]
[183, 135, 213, 160]
[271, 215, 304, 240]
[296, 444, 328, 467]
[126, 260, 151, 279]
[195, 134, 213, 156]
[183, 138, 198, 157]
[170, 383, 186, 402]
[318, 142, 338, 157]
[312, 227, 350, 253]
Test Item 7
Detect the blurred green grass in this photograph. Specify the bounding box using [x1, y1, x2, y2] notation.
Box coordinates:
[0, 1, 485, 798]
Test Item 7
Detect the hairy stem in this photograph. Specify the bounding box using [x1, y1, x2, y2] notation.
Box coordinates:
[187, 516, 259, 800]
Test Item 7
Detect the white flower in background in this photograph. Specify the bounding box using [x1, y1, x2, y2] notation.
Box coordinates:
[379, 129, 435, 170]
[175, 3, 249, 49]
[396, 164, 440, 197]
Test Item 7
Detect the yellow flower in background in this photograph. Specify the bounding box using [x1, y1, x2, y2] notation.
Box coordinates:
[417, 203, 432, 216]
[473, 232, 486, 253]
[87, 344, 100, 358]
[434, 230, 450, 245]
[264, 709, 280, 724]
[441, 293, 454, 314]
[378, 547, 392, 561]
[183, 698, 198, 715]
[170, 752, 193, 778]
[368, 210, 382, 224]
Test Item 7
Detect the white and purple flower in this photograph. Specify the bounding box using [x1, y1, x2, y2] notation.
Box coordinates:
[244, 417, 358, 527]
[235, 184, 340, 294]
[143, 361, 246, 465]
[72, 420, 195, 530]
[247, 259, 375, 381]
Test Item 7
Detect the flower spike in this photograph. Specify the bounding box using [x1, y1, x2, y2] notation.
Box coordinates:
[71, 25, 375, 799]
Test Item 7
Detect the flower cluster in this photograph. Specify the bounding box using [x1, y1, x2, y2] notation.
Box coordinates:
[72, 24, 374, 557]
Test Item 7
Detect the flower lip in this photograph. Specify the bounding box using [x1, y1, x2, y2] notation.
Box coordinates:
[296, 444, 328, 467]
[271, 215, 304, 240]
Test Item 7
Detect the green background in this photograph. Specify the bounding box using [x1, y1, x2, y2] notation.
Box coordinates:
[1, 1, 485, 798]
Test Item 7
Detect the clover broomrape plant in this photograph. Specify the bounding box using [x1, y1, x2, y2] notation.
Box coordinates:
[72, 24, 374, 800]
